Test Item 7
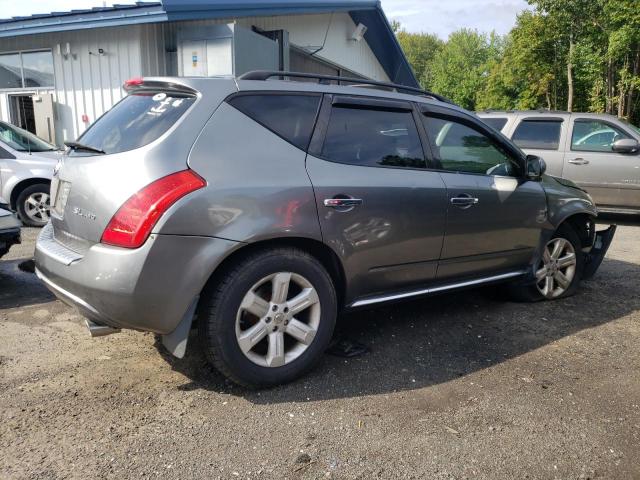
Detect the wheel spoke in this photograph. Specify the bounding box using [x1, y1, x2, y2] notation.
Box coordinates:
[26, 197, 38, 207]
[285, 318, 316, 345]
[535, 267, 547, 281]
[265, 331, 285, 367]
[40, 210, 50, 222]
[542, 276, 554, 296]
[286, 287, 319, 316]
[271, 272, 291, 303]
[240, 290, 269, 318]
[557, 253, 576, 269]
[237, 320, 269, 354]
[550, 239, 564, 260]
[542, 247, 552, 263]
[554, 271, 570, 289]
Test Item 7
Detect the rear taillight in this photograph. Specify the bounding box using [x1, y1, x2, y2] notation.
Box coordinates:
[101, 170, 206, 249]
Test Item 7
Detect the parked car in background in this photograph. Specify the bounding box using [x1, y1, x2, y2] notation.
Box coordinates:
[0, 207, 21, 259]
[477, 111, 640, 215]
[35, 73, 614, 387]
[0, 121, 61, 227]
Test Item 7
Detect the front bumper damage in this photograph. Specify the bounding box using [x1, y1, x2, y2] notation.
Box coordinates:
[582, 225, 617, 280]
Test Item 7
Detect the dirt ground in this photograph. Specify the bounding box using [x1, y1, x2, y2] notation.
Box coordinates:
[1, 226, 639, 480]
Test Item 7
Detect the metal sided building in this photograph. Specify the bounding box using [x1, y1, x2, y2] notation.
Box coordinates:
[0, 0, 417, 147]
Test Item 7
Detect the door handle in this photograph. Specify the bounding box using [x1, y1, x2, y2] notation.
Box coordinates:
[450, 194, 479, 209]
[324, 197, 363, 208]
[568, 158, 590, 165]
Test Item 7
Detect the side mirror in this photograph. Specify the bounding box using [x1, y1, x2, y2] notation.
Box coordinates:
[612, 138, 640, 154]
[526, 155, 547, 180]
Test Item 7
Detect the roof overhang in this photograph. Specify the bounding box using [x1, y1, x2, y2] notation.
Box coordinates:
[0, 0, 418, 87]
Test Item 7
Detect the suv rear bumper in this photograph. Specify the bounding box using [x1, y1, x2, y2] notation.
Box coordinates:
[35, 225, 239, 334]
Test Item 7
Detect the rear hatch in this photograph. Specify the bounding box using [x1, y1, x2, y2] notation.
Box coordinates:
[50, 77, 236, 253]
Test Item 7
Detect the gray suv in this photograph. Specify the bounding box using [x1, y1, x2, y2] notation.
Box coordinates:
[35, 72, 615, 387]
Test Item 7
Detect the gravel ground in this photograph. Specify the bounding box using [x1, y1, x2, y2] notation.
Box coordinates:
[1, 226, 639, 480]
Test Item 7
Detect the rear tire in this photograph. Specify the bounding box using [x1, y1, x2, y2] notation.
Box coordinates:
[198, 247, 337, 388]
[509, 224, 585, 302]
[16, 183, 51, 227]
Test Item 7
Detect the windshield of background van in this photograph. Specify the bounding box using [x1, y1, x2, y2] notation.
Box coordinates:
[71, 92, 195, 155]
[0, 121, 57, 152]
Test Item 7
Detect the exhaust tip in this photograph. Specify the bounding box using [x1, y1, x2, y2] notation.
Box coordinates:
[85, 318, 121, 337]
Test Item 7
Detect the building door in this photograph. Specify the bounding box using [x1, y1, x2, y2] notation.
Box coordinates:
[32, 93, 56, 144]
[9, 94, 35, 133]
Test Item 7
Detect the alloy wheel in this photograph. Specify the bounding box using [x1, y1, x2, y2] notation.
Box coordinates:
[535, 237, 577, 299]
[24, 192, 50, 224]
[235, 272, 321, 367]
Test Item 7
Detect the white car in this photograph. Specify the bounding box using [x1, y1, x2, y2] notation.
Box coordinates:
[0, 121, 61, 226]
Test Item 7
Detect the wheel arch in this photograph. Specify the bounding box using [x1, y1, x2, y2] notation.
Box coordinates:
[10, 178, 51, 210]
[203, 236, 347, 310]
[555, 212, 596, 250]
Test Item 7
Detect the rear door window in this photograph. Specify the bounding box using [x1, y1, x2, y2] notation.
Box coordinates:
[72, 91, 196, 155]
[321, 105, 426, 169]
[512, 119, 562, 150]
[481, 117, 508, 132]
[228, 94, 321, 150]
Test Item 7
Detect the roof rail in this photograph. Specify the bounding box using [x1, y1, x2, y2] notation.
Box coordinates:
[238, 70, 454, 104]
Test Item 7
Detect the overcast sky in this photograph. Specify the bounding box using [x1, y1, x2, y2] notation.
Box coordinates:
[381, 0, 530, 38]
[0, 0, 530, 39]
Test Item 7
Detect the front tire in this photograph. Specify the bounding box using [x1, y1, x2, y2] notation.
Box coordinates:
[16, 183, 51, 227]
[510, 224, 585, 302]
[198, 247, 337, 388]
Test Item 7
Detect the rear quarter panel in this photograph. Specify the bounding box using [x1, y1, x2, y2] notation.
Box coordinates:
[156, 102, 322, 243]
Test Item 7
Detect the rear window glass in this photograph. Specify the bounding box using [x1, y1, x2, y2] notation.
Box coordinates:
[512, 120, 562, 150]
[322, 106, 425, 169]
[228, 94, 320, 150]
[72, 91, 195, 155]
[481, 117, 508, 132]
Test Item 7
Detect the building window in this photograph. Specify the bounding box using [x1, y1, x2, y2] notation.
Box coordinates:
[0, 51, 54, 89]
[0, 54, 22, 89]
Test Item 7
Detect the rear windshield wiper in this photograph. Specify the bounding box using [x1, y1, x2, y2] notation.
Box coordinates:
[64, 141, 105, 154]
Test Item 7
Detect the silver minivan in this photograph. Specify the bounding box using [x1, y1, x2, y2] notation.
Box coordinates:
[478, 111, 640, 215]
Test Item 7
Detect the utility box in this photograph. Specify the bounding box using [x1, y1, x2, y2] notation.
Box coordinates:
[178, 24, 280, 77]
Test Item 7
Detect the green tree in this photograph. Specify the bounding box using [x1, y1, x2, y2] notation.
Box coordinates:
[428, 29, 500, 110]
[602, 0, 640, 118]
[394, 0, 640, 124]
[395, 27, 443, 90]
[477, 11, 562, 111]
[527, 0, 600, 111]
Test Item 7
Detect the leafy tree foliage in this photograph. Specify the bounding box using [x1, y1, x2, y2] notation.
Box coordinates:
[395, 28, 444, 90]
[394, 0, 640, 124]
